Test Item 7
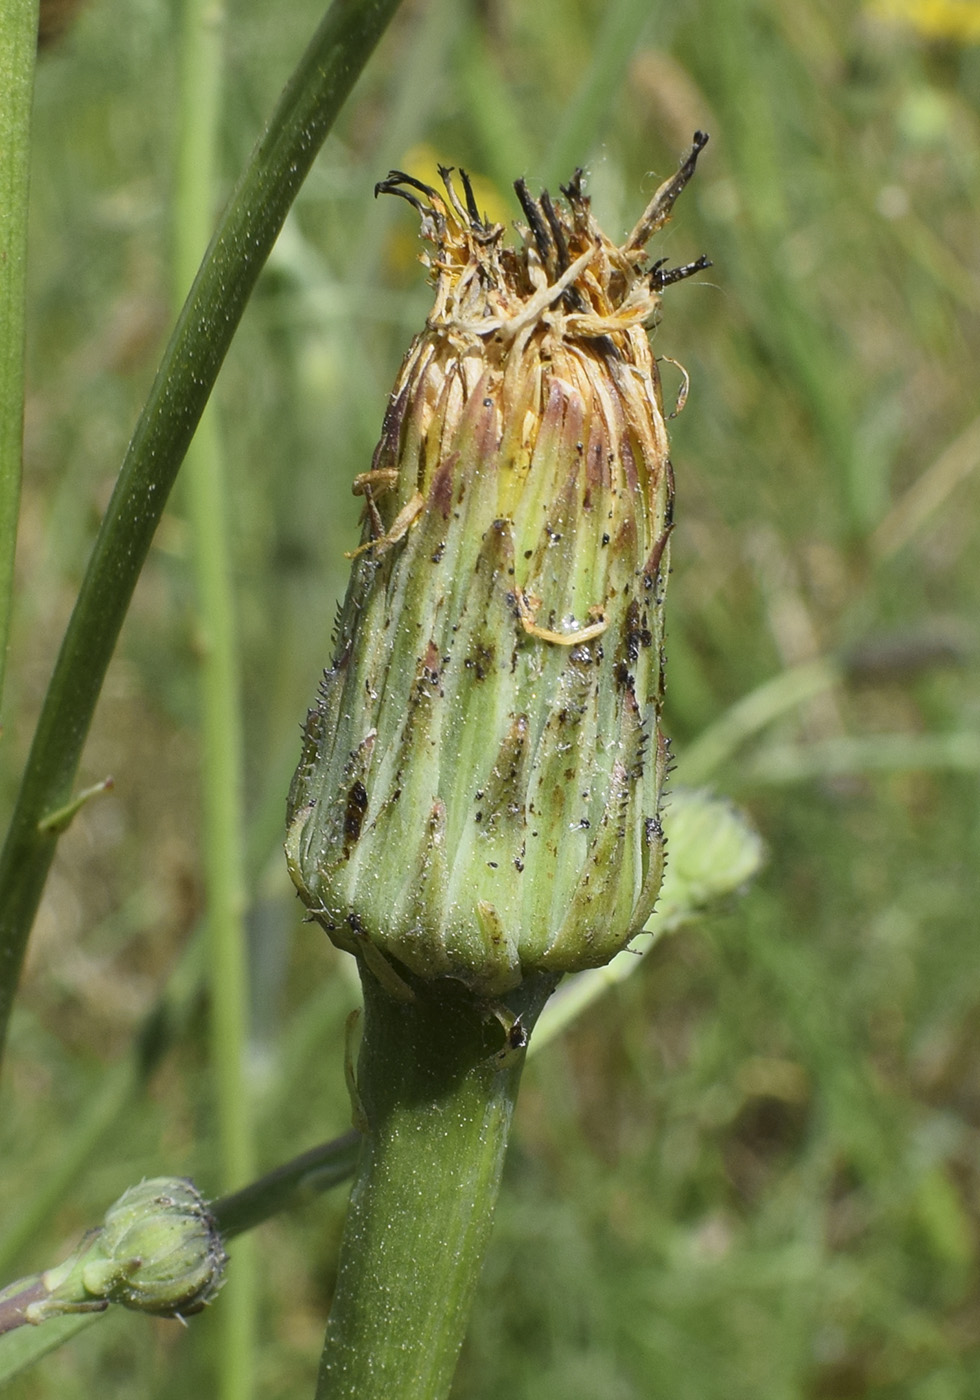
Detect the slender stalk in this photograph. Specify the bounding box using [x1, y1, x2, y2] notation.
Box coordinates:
[0, 0, 407, 1076]
[189, 416, 258, 1398]
[0, 1278, 50, 1338]
[315, 967, 557, 1400]
[0, 0, 38, 713]
[213, 1132, 362, 1240]
[172, 0, 255, 1395]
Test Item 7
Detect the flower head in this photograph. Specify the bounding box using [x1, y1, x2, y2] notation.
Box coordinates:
[287, 136, 710, 998]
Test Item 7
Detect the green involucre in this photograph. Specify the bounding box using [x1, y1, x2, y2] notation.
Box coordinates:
[287, 158, 710, 995]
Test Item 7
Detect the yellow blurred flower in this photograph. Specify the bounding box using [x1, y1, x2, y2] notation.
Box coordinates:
[870, 0, 980, 42]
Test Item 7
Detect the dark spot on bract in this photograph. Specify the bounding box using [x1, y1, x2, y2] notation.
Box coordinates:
[344, 780, 369, 843]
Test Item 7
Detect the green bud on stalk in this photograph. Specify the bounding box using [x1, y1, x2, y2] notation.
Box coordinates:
[287, 136, 710, 999]
[31, 1178, 227, 1324]
[78, 1177, 227, 1316]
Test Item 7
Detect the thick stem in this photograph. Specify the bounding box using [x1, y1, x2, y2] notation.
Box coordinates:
[316, 967, 557, 1400]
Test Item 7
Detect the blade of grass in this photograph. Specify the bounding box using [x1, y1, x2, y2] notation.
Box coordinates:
[542, 0, 659, 187]
[0, 0, 38, 713]
[0, 0, 408, 1078]
[692, 0, 865, 534]
[871, 410, 980, 560]
[680, 657, 842, 784]
[742, 731, 980, 785]
[173, 0, 256, 1394]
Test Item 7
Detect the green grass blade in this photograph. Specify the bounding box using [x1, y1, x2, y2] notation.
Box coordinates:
[0, 0, 38, 713]
[0, 1313, 98, 1388]
[173, 0, 256, 1393]
[680, 658, 843, 785]
[543, 0, 658, 186]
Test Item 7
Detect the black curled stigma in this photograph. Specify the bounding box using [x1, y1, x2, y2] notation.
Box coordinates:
[375, 134, 712, 293]
[375, 166, 497, 241]
[512, 174, 589, 311]
[455, 166, 483, 226]
[513, 177, 553, 266]
[650, 253, 713, 290]
[625, 130, 712, 289]
[374, 169, 440, 215]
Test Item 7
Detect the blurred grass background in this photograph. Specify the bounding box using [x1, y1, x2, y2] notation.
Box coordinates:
[2, 0, 979, 1395]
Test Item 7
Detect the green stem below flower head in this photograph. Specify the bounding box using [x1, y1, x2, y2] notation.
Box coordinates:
[315, 965, 558, 1400]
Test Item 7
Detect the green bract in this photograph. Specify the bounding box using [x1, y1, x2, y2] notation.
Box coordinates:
[287, 139, 709, 998]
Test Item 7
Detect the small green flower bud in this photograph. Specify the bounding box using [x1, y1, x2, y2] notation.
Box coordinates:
[76, 1177, 226, 1318]
[287, 138, 710, 998]
[13, 1178, 225, 1330]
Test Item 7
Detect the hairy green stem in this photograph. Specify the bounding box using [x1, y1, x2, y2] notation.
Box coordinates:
[315, 967, 557, 1400]
[0, 0, 38, 713]
[0, 0, 407, 1076]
